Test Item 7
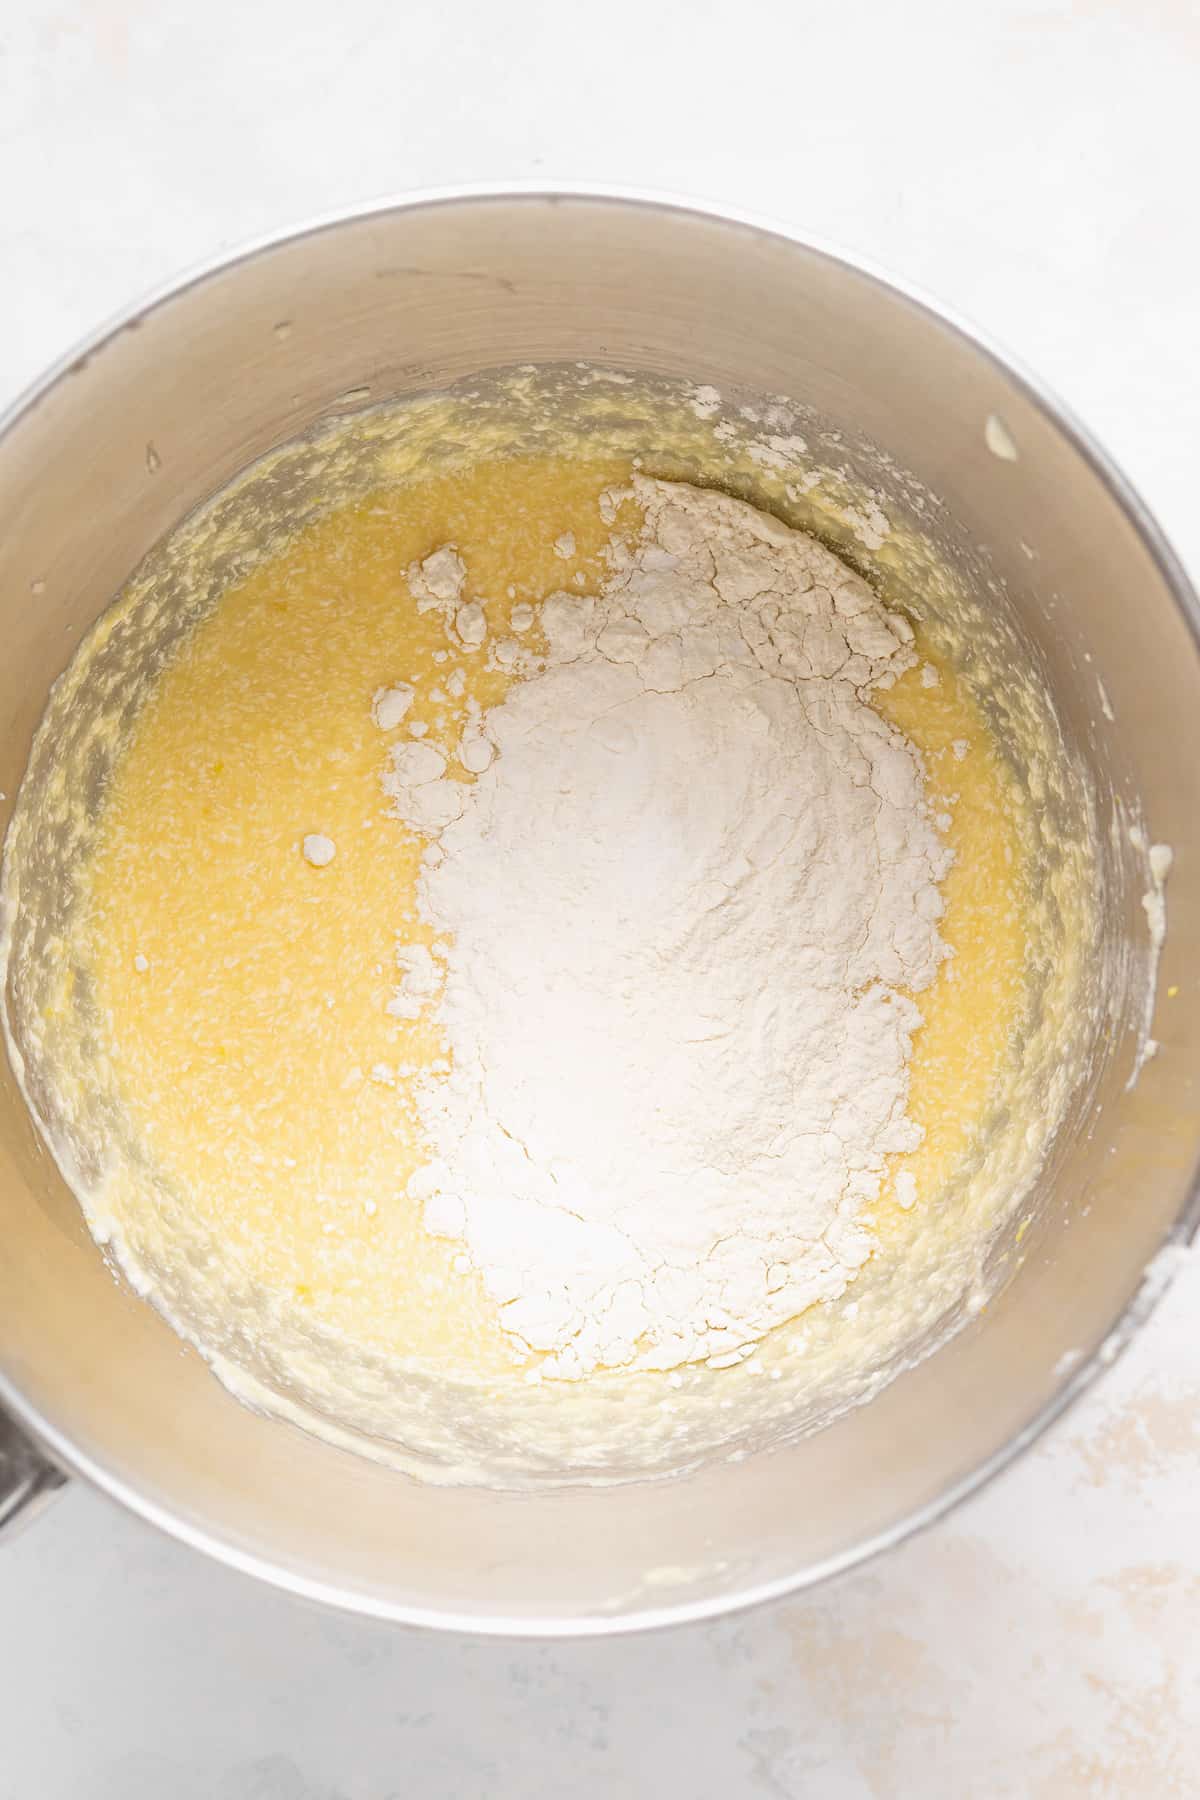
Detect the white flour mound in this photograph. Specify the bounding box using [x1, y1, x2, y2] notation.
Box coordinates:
[385, 477, 953, 1378]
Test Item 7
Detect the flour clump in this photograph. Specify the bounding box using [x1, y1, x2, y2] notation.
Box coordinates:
[386, 477, 953, 1377]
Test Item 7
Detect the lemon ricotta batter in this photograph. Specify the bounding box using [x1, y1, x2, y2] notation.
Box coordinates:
[75, 456, 1029, 1389]
[4, 375, 1095, 1483]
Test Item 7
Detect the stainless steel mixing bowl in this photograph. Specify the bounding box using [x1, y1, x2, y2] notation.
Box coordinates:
[1, 189, 1197, 1633]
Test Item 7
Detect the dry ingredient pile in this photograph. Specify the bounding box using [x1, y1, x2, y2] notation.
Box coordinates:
[393, 478, 951, 1377]
[4, 430, 1062, 1478]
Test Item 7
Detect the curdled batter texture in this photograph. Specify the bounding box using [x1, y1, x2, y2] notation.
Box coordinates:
[74, 456, 1030, 1403]
[6, 360, 1097, 1486]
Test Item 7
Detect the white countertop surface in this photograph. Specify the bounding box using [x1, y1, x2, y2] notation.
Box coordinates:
[3, 1, 1199, 1792]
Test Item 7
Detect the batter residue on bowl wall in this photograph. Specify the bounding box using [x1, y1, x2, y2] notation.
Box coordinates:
[0, 372, 1102, 1483]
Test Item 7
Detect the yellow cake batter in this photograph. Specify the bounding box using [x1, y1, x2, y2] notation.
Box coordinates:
[75, 453, 1029, 1387]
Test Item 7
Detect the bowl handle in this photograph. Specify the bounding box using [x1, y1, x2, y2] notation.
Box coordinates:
[0, 1404, 66, 1540]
